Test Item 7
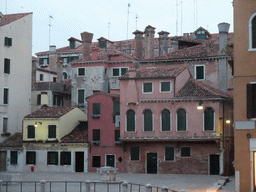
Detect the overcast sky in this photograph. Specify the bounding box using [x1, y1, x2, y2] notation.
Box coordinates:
[0, 0, 233, 56]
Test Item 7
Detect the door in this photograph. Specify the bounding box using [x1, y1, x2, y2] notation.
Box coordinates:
[75, 152, 84, 172]
[210, 154, 220, 175]
[106, 155, 115, 167]
[0, 151, 7, 171]
[147, 153, 157, 174]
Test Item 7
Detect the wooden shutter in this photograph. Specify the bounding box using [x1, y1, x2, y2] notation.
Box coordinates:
[204, 108, 214, 131]
[144, 110, 153, 131]
[113, 101, 120, 114]
[131, 146, 139, 160]
[10, 151, 18, 165]
[247, 84, 254, 119]
[127, 110, 135, 132]
[177, 109, 186, 131]
[162, 109, 170, 131]
[28, 125, 35, 138]
[78, 90, 84, 104]
[115, 130, 120, 141]
[93, 129, 100, 141]
[48, 125, 56, 138]
[93, 103, 101, 115]
[165, 147, 174, 161]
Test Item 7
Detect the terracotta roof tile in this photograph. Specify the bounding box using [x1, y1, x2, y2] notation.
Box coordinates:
[121, 67, 188, 79]
[37, 68, 57, 74]
[0, 12, 32, 27]
[177, 78, 232, 98]
[0, 132, 23, 148]
[60, 124, 88, 143]
[24, 105, 76, 118]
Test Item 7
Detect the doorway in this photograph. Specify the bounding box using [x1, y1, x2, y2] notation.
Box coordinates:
[147, 153, 157, 174]
[210, 154, 220, 175]
[75, 152, 84, 172]
[0, 151, 6, 171]
[106, 155, 115, 167]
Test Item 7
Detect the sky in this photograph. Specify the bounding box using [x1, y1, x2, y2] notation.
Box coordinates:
[0, 0, 233, 56]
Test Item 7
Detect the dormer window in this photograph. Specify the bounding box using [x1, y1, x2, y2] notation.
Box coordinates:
[70, 40, 75, 49]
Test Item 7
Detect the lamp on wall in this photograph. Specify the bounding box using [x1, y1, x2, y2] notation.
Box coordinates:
[225, 120, 231, 124]
[34, 121, 42, 127]
[197, 100, 203, 110]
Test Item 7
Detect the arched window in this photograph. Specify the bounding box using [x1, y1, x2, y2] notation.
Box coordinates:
[63, 72, 67, 79]
[204, 108, 214, 131]
[177, 109, 186, 131]
[144, 109, 153, 131]
[249, 13, 256, 50]
[126, 110, 135, 132]
[161, 109, 171, 131]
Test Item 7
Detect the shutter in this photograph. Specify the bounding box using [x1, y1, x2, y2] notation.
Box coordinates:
[178, 109, 186, 131]
[131, 146, 139, 160]
[162, 109, 170, 131]
[55, 153, 58, 165]
[60, 152, 64, 165]
[115, 130, 120, 141]
[9, 38, 12, 46]
[165, 147, 174, 161]
[113, 101, 120, 114]
[33, 152, 36, 165]
[78, 90, 84, 104]
[93, 130, 100, 141]
[127, 110, 135, 131]
[247, 84, 253, 119]
[5, 37, 8, 45]
[93, 103, 101, 115]
[144, 110, 152, 131]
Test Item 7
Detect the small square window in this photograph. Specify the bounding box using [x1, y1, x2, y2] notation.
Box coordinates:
[27, 125, 35, 139]
[161, 82, 171, 92]
[195, 66, 204, 80]
[26, 151, 36, 165]
[181, 147, 190, 157]
[78, 68, 85, 76]
[92, 156, 101, 167]
[143, 83, 153, 93]
[4, 37, 12, 46]
[113, 68, 120, 76]
[121, 68, 128, 76]
[48, 125, 56, 139]
[4, 58, 10, 74]
[60, 152, 71, 165]
[47, 151, 58, 165]
[165, 147, 174, 161]
[10, 151, 18, 165]
[93, 129, 100, 142]
[131, 146, 139, 160]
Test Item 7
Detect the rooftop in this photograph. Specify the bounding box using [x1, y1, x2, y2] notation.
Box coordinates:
[0, 12, 32, 27]
[0, 132, 23, 148]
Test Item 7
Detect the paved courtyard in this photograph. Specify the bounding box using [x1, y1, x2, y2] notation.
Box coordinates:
[7, 172, 235, 192]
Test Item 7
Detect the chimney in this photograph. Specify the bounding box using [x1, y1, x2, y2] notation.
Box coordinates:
[171, 39, 178, 52]
[56, 61, 63, 83]
[49, 45, 56, 53]
[218, 22, 230, 92]
[0, 12, 4, 19]
[49, 45, 58, 71]
[80, 31, 94, 60]
[158, 31, 169, 56]
[144, 25, 155, 59]
[133, 30, 144, 60]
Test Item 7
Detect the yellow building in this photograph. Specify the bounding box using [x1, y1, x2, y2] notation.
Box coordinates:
[234, 1, 256, 191]
[23, 105, 88, 172]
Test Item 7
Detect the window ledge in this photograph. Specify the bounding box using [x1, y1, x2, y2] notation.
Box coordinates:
[91, 114, 100, 118]
[114, 141, 121, 144]
[248, 48, 256, 51]
[93, 141, 100, 144]
[1, 132, 11, 137]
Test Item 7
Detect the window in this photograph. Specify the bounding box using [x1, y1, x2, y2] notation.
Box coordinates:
[93, 103, 101, 115]
[70, 40, 75, 49]
[63, 72, 67, 79]
[48, 125, 56, 139]
[113, 101, 120, 114]
[63, 57, 68, 63]
[112, 67, 129, 77]
[78, 68, 85, 76]
[160, 82, 171, 92]
[3, 118, 8, 133]
[144, 109, 153, 131]
[40, 74, 44, 81]
[39, 58, 49, 65]
[93, 129, 100, 142]
[165, 147, 174, 161]
[92, 156, 101, 167]
[115, 130, 120, 142]
[3, 88, 9, 104]
[161, 109, 171, 131]
[247, 83, 256, 118]
[53, 77, 57, 82]
[37, 94, 41, 105]
[4, 37, 12, 46]
[4, 58, 10, 74]
[249, 13, 256, 50]
[143, 82, 153, 93]
[27, 125, 35, 139]
[26, 151, 36, 165]
[78, 90, 85, 105]
[60, 152, 71, 165]
[181, 147, 191, 157]
[126, 110, 135, 132]
[10, 151, 18, 165]
[177, 109, 187, 131]
[47, 152, 58, 165]
[195, 65, 205, 80]
[204, 108, 214, 131]
[131, 146, 139, 160]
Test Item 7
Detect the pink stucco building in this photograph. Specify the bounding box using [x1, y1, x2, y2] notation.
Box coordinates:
[120, 67, 233, 175]
[87, 92, 125, 172]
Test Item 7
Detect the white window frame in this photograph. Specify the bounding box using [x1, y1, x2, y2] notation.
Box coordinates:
[77, 89, 85, 105]
[125, 110, 136, 132]
[203, 108, 215, 132]
[249, 12, 256, 51]
[105, 154, 116, 167]
[180, 146, 191, 158]
[159, 81, 172, 93]
[2, 117, 8, 133]
[112, 67, 129, 77]
[164, 147, 175, 161]
[142, 82, 154, 94]
[194, 65, 205, 80]
[143, 109, 154, 132]
[3, 87, 9, 105]
[77, 68, 86, 77]
[176, 109, 188, 132]
[160, 109, 172, 132]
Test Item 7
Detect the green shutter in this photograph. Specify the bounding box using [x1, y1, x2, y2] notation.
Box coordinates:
[161, 82, 170, 92]
[196, 66, 204, 79]
[48, 125, 56, 138]
[113, 101, 120, 114]
[165, 147, 174, 161]
[93, 129, 100, 141]
[115, 130, 120, 141]
[113, 68, 119, 76]
[252, 16, 256, 48]
[162, 109, 170, 131]
[204, 108, 214, 131]
[177, 109, 186, 131]
[10, 151, 18, 165]
[127, 110, 135, 132]
[121, 68, 128, 76]
[93, 103, 101, 115]
[181, 147, 190, 157]
[143, 83, 152, 93]
[3, 88, 8, 104]
[78, 90, 84, 104]
[131, 146, 139, 160]
[144, 110, 153, 131]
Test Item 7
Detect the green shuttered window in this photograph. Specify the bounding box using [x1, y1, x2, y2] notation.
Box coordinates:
[177, 109, 186, 131]
[144, 109, 153, 131]
[127, 110, 135, 132]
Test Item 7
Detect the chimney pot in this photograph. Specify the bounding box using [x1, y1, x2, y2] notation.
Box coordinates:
[80, 31, 94, 60]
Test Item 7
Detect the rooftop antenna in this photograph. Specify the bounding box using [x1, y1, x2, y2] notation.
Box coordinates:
[176, 0, 179, 36]
[5, 0, 7, 14]
[127, 3, 130, 40]
[196, 0, 198, 29]
[48, 15, 53, 106]
[136, 14, 138, 30]
[108, 22, 110, 39]
[180, 0, 183, 36]
[193, 0, 195, 31]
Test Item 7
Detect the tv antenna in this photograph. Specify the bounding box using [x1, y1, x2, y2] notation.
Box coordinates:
[136, 14, 138, 30]
[176, 0, 179, 36]
[108, 22, 110, 39]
